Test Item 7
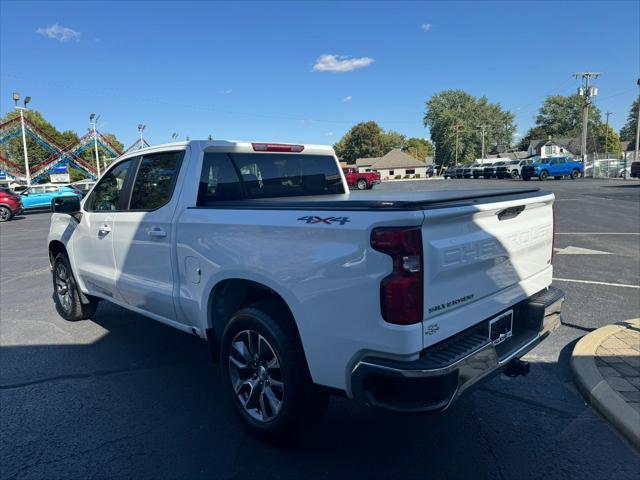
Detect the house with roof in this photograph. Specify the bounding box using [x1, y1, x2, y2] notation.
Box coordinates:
[356, 149, 429, 179]
[527, 137, 581, 159]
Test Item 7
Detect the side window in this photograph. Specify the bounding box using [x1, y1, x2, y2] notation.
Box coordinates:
[88, 158, 135, 211]
[557, 158, 566, 164]
[197, 153, 244, 205]
[28, 187, 44, 194]
[44, 186, 59, 193]
[130, 151, 183, 210]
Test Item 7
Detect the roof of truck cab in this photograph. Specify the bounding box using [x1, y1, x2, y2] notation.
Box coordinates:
[117, 140, 335, 160]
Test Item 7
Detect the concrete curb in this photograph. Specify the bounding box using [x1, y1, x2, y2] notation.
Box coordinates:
[571, 319, 640, 450]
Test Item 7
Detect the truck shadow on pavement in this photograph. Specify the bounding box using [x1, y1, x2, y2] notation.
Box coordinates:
[3, 302, 640, 480]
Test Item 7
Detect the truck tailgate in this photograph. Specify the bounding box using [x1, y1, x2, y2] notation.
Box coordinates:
[422, 192, 554, 321]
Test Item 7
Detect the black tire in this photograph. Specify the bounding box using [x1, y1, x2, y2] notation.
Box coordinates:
[539, 170, 549, 181]
[356, 179, 368, 190]
[522, 175, 531, 181]
[0, 206, 13, 222]
[511, 170, 519, 179]
[220, 301, 328, 440]
[571, 168, 580, 179]
[52, 253, 98, 321]
[554, 176, 562, 180]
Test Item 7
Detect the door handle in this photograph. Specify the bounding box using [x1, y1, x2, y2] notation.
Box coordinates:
[147, 227, 167, 238]
[98, 224, 111, 235]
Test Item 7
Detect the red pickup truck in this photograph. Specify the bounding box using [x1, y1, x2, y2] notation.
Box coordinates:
[341, 167, 381, 190]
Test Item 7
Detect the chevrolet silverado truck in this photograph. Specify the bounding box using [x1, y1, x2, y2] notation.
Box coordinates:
[341, 166, 380, 190]
[521, 157, 583, 181]
[496, 159, 534, 179]
[48, 140, 564, 439]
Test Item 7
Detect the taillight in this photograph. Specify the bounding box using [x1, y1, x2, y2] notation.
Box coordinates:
[252, 143, 304, 153]
[371, 227, 423, 325]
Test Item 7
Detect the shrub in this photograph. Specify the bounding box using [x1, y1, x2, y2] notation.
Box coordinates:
[394, 175, 401, 179]
[404, 174, 410, 179]
[414, 174, 421, 179]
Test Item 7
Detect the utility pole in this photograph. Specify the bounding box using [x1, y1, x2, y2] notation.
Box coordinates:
[604, 111, 612, 158]
[89, 113, 101, 177]
[452, 123, 461, 167]
[477, 124, 488, 160]
[12, 92, 32, 186]
[574, 72, 601, 177]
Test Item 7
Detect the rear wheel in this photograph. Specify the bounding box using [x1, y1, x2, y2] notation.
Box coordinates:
[539, 170, 549, 181]
[220, 302, 328, 440]
[511, 170, 519, 179]
[0, 206, 13, 222]
[52, 253, 99, 321]
[357, 179, 368, 190]
[571, 168, 580, 179]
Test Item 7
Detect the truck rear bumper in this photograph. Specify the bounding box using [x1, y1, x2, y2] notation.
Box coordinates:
[350, 287, 564, 413]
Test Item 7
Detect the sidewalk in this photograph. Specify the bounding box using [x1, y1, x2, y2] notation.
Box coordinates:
[572, 319, 640, 449]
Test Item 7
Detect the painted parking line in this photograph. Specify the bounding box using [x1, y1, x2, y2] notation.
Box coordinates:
[553, 278, 640, 289]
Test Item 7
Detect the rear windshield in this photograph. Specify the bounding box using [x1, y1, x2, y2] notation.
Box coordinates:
[198, 152, 344, 205]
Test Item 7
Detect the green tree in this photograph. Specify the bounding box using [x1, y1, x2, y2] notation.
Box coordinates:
[403, 137, 433, 160]
[619, 97, 639, 142]
[379, 130, 407, 153]
[593, 123, 621, 155]
[518, 94, 602, 151]
[334, 121, 385, 164]
[423, 90, 515, 165]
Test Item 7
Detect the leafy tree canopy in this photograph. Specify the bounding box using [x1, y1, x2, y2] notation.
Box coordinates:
[423, 90, 515, 165]
[619, 97, 639, 143]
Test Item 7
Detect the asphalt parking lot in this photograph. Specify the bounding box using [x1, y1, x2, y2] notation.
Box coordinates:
[1, 178, 639, 480]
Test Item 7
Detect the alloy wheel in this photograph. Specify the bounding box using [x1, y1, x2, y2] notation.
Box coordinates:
[55, 263, 73, 313]
[228, 329, 284, 422]
[0, 207, 10, 222]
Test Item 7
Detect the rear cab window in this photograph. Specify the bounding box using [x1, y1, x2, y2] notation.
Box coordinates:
[197, 152, 344, 206]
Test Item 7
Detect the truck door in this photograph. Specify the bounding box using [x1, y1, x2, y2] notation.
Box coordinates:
[113, 150, 185, 322]
[73, 158, 137, 299]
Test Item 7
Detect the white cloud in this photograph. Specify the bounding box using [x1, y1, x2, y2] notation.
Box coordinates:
[36, 23, 81, 42]
[324, 132, 334, 137]
[343, 95, 352, 102]
[421, 23, 432, 32]
[219, 89, 233, 95]
[312, 54, 374, 73]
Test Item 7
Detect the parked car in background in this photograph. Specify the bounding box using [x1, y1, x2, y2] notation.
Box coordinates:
[68, 181, 96, 197]
[425, 165, 435, 178]
[0, 187, 23, 222]
[496, 159, 534, 179]
[341, 167, 380, 190]
[444, 167, 456, 179]
[629, 161, 639, 178]
[454, 166, 465, 178]
[463, 164, 477, 178]
[521, 157, 583, 181]
[483, 161, 504, 179]
[471, 163, 485, 179]
[20, 184, 83, 210]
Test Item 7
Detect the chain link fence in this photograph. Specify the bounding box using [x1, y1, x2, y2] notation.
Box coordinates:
[583, 153, 631, 179]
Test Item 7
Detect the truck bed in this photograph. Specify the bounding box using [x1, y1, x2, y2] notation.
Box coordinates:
[190, 188, 542, 211]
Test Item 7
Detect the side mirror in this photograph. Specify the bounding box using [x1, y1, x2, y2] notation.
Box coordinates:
[52, 196, 80, 214]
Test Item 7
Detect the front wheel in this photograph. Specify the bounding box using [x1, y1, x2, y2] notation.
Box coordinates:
[539, 170, 549, 181]
[0, 206, 13, 222]
[52, 253, 98, 321]
[511, 170, 519, 179]
[220, 302, 328, 440]
[571, 169, 580, 179]
[356, 179, 368, 190]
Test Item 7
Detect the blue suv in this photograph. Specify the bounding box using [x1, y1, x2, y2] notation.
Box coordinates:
[20, 184, 83, 210]
[521, 157, 583, 181]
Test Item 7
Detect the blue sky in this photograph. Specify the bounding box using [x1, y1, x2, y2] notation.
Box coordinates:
[1, 1, 638, 149]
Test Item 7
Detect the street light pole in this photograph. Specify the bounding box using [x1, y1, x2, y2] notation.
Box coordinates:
[12, 92, 31, 186]
[90, 114, 101, 177]
[138, 124, 146, 149]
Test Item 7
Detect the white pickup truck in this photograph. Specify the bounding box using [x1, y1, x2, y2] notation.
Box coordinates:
[48, 140, 564, 439]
